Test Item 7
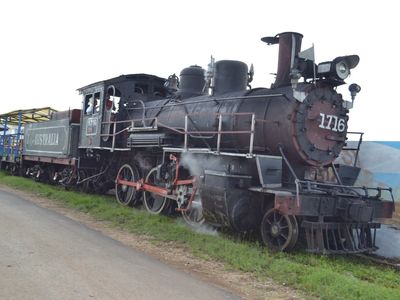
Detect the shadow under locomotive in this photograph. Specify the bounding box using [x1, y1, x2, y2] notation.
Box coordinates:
[1, 32, 394, 254]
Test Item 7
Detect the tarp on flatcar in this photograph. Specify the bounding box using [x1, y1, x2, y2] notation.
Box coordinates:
[0, 107, 57, 125]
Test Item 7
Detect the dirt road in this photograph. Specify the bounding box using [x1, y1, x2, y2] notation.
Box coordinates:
[0, 188, 239, 299]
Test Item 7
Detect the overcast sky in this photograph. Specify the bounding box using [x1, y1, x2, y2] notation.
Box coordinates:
[0, 0, 399, 140]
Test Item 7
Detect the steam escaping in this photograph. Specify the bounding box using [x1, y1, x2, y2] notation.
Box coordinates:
[180, 152, 203, 176]
[176, 217, 219, 236]
[179, 152, 226, 232]
[191, 221, 219, 236]
[180, 152, 223, 177]
[133, 152, 154, 171]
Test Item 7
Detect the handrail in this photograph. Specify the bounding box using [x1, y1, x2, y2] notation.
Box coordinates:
[101, 112, 257, 154]
[119, 93, 284, 112]
[278, 140, 394, 205]
[296, 179, 395, 203]
[181, 111, 256, 154]
[342, 131, 364, 167]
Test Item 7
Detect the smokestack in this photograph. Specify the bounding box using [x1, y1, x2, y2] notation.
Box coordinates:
[261, 32, 303, 87]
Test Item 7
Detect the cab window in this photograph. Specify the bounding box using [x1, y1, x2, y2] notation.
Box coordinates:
[85, 92, 101, 115]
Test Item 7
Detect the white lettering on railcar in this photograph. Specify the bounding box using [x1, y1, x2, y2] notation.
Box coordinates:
[319, 113, 346, 132]
[32, 133, 59, 146]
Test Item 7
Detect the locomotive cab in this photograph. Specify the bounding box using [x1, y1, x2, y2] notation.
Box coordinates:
[77, 74, 168, 149]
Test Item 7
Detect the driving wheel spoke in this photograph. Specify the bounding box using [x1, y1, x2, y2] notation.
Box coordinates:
[261, 208, 295, 252]
[115, 164, 141, 206]
[143, 167, 168, 214]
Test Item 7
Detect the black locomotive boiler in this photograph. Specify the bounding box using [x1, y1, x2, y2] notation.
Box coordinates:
[3, 32, 394, 253]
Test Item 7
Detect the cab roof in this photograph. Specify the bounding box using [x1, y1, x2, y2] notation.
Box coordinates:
[77, 73, 166, 93]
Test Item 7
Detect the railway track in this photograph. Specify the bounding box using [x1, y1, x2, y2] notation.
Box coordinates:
[355, 253, 400, 271]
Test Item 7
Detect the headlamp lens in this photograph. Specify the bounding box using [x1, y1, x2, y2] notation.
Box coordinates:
[336, 61, 349, 79]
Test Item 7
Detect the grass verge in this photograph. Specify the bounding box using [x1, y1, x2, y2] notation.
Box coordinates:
[1, 171, 399, 300]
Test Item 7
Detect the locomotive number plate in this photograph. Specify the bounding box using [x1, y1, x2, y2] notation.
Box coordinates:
[86, 117, 98, 135]
[319, 113, 346, 132]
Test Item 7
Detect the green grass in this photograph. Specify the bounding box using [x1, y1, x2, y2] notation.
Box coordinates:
[1, 171, 399, 299]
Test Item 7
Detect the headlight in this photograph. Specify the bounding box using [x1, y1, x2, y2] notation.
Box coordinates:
[317, 55, 359, 83]
[335, 61, 350, 80]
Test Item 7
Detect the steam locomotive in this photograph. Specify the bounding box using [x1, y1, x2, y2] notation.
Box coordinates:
[0, 32, 394, 253]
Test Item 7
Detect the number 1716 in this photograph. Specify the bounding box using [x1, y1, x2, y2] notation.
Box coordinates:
[319, 113, 346, 132]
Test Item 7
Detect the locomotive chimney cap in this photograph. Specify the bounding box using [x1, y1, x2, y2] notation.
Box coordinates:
[261, 32, 303, 45]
